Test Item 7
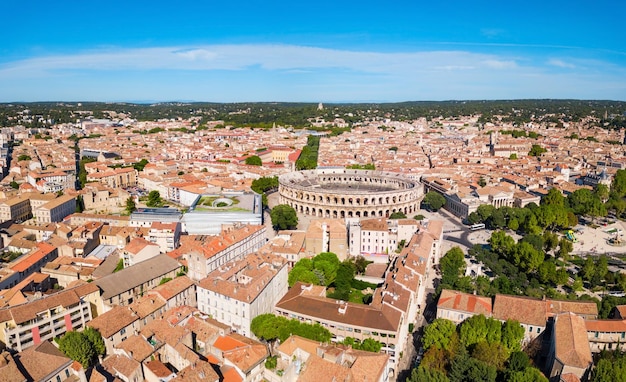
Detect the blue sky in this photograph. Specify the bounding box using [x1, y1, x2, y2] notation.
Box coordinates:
[1, 0, 625, 102]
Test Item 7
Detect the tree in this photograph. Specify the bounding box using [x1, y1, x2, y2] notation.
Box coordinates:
[9, 180, 19, 189]
[133, 158, 149, 172]
[489, 230, 515, 256]
[423, 191, 446, 211]
[508, 367, 549, 382]
[407, 366, 450, 382]
[440, 247, 466, 286]
[245, 155, 263, 166]
[471, 341, 509, 370]
[557, 238, 573, 259]
[146, 190, 163, 207]
[459, 315, 502, 347]
[542, 188, 565, 208]
[422, 318, 457, 351]
[83, 327, 106, 357]
[270, 204, 298, 230]
[125, 196, 136, 214]
[58, 331, 97, 368]
[506, 351, 530, 372]
[17, 154, 31, 161]
[528, 144, 546, 157]
[501, 320, 525, 352]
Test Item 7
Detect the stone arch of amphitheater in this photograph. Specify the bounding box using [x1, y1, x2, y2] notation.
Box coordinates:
[278, 169, 424, 219]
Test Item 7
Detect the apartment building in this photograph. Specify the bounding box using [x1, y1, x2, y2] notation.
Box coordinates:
[147, 221, 181, 253]
[86, 166, 138, 188]
[10, 242, 58, 284]
[275, 282, 404, 375]
[547, 312, 593, 382]
[348, 218, 419, 259]
[185, 224, 267, 281]
[27, 169, 76, 193]
[33, 194, 76, 224]
[436, 289, 493, 325]
[197, 253, 288, 337]
[122, 237, 161, 267]
[0, 283, 99, 352]
[270, 335, 390, 382]
[304, 219, 348, 260]
[0, 195, 31, 223]
[6, 341, 85, 382]
[94, 254, 182, 311]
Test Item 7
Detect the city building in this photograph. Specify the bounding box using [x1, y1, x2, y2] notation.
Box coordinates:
[33, 194, 76, 224]
[197, 252, 288, 337]
[94, 254, 182, 310]
[0, 283, 99, 352]
[147, 221, 181, 253]
[184, 224, 266, 281]
[547, 312, 593, 381]
[436, 289, 493, 325]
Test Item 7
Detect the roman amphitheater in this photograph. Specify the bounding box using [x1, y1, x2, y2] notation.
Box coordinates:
[278, 168, 423, 219]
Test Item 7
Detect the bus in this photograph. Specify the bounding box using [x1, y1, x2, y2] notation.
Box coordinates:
[470, 223, 486, 231]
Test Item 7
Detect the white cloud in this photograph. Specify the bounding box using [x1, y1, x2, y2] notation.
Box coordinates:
[548, 59, 576, 69]
[0, 44, 625, 101]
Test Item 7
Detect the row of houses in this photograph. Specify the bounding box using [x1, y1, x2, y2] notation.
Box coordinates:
[437, 289, 626, 381]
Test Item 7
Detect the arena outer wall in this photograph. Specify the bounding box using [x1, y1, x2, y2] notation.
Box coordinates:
[278, 168, 423, 219]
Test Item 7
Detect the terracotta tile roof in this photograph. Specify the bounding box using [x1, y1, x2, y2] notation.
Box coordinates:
[11, 242, 56, 272]
[360, 218, 388, 231]
[553, 313, 592, 369]
[94, 254, 181, 300]
[5, 284, 96, 325]
[220, 365, 242, 382]
[547, 299, 597, 319]
[116, 335, 157, 362]
[584, 318, 626, 332]
[145, 360, 175, 379]
[197, 252, 286, 303]
[140, 317, 190, 346]
[299, 355, 350, 382]
[129, 294, 165, 318]
[101, 354, 141, 380]
[15, 341, 72, 382]
[170, 360, 220, 382]
[276, 283, 401, 332]
[277, 335, 320, 357]
[492, 294, 547, 327]
[438, 289, 492, 316]
[217, 333, 268, 374]
[87, 306, 138, 338]
[149, 275, 195, 301]
[0, 351, 27, 382]
[124, 237, 158, 255]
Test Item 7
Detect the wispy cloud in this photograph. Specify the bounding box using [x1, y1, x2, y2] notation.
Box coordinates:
[547, 58, 576, 68]
[0, 44, 624, 101]
[0, 44, 523, 77]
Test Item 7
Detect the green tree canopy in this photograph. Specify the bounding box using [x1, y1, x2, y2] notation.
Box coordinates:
[146, 190, 163, 207]
[270, 204, 298, 230]
[125, 196, 136, 214]
[440, 247, 466, 286]
[423, 191, 446, 211]
[423, 318, 457, 351]
[250, 314, 331, 343]
[58, 330, 97, 368]
[407, 366, 450, 382]
[245, 155, 263, 166]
